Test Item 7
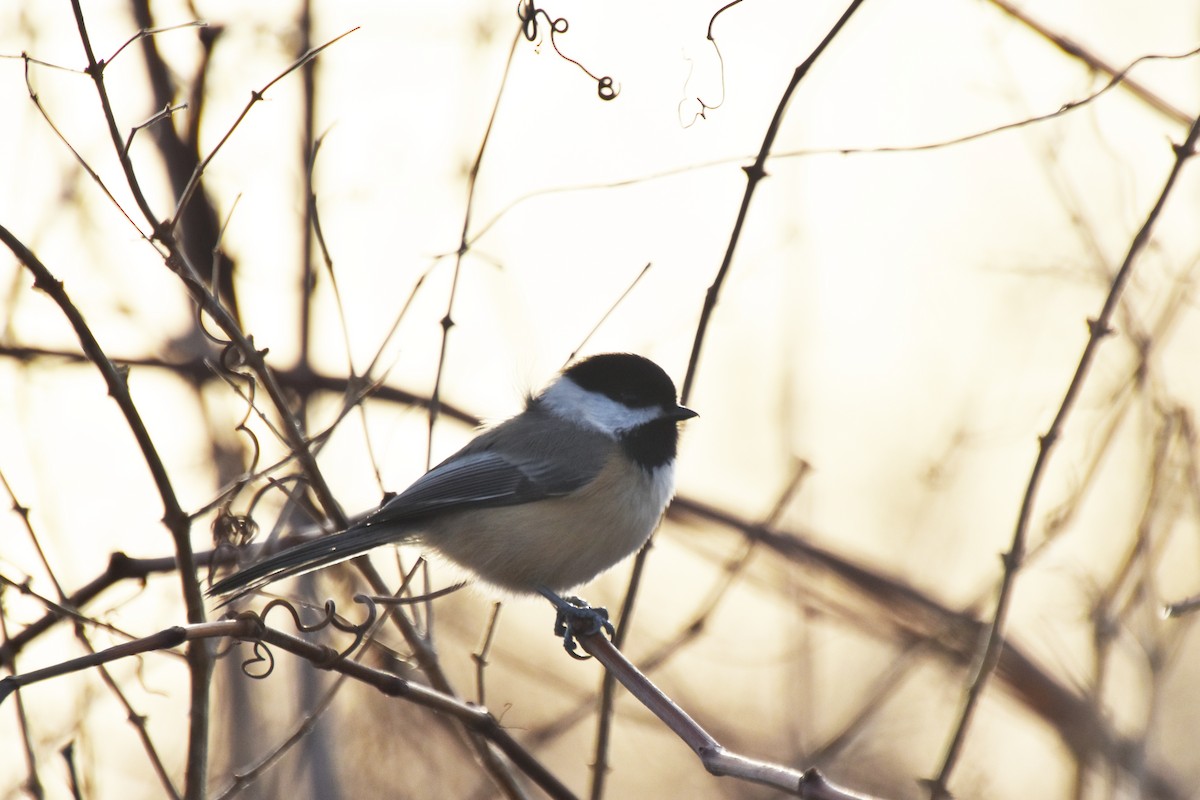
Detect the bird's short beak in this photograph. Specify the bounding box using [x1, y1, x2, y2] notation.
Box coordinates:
[666, 404, 698, 422]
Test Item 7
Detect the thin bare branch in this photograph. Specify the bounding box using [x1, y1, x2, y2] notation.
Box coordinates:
[0, 471, 181, 799]
[574, 626, 878, 799]
[0, 615, 578, 800]
[106, 20, 208, 65]
[928, 111, 1200, 799]
[426, 26, 522, 469]
[69, 0, 163, 230]
[0, 222, 211, 799]
[170, 27, 359, 236]
[595, 4, 868, 796]
[986, 0, 1193, 125]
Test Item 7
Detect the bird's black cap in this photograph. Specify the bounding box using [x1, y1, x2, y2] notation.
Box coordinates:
[564, 353, 686, 411]
[565, 354, 696, 469]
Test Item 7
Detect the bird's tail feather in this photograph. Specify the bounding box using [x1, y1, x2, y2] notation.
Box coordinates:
[207, 524, 405, 604]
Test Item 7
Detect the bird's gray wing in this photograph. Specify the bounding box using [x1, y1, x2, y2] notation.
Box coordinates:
[361, 408, 612, 526]
[207, 410, 610, 602]
[207, 449, 594, 602]
[362, 447, 596, 526]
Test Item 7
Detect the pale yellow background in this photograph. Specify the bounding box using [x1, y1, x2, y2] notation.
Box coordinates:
[2, 1, 1199, 798]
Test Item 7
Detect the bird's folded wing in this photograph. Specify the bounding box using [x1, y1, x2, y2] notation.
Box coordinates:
[207, 448, 601, 601]
[363, 449, 597, 525]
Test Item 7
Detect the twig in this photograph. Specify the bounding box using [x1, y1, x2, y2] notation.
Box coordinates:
[61, 8, 341, 790]
[776, 45, 1200, 160]
[595, 3, 868, 797]
[373, 30, 536, 793]
[0, 345, 479, 426]
[306, 132, 357, 378]
[0, 592, 43, 800]
[1163, 593, 1200, 618]
[680, 0, 867, 403]
[473, 602, 503, 706]
[986, 0, 1193, 126]
[426, 26, 522, 468]
[105, 20, 208, 66]
[128, 0, 240, 320]
[460, 46, 1200, 251]
[210, 673, 351, 800]
[69, 0, 162, 230]
[298, 0, 317, 390]
[0, 471, 181, 799]
[928, 111, 1200, 799]
[0, 552, 193, 667]
[0, 615, 577, 800]
[0, 221, 212, 799]
[0, 482, 1188, 797]
[566, 262, 653, 364]
[670, 497, 1189, 800]
[170, 27, 359, 236]
[19, 53, 144, 235]
[0, 230, 204, 616]
[215, 586, 402, 800]
[573, 627, 878, 799]
[350, 558, 535, 800]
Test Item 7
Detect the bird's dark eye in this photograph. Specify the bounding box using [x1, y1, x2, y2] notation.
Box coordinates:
[617, 391, 646, 407]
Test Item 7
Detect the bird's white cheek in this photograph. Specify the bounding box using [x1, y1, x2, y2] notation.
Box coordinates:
[540, 377, 662, 436]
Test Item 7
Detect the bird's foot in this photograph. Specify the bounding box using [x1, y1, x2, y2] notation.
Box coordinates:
[538, 588, 615, 659]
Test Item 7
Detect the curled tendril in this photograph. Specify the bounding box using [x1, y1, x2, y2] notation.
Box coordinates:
[596, 76, 617, 101]
[209, 333, 264, 490]
[241, 641, 275, 679]
[679, 0, 740, 126]
[519, 0, 566, 40]
[516, 0, 619, 101]
[259, 595, 379, 665]
[332, 595, 379, 637]
[244, 475, 317, 535]
[219, 340, 250, 371]
[211, 506, 258, 549]
[678, 39, 726, 127]
[368, 581, 467, 606]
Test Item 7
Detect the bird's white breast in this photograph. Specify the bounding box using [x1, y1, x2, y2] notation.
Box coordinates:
[420, 455, 677, 593]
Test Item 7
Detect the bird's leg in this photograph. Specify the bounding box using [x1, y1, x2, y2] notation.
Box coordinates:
[537, 587, 615, 659]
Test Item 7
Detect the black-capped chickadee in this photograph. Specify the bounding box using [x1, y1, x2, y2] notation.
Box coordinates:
[208, 352, 696, 652]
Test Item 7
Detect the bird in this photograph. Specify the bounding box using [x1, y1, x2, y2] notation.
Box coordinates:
[208, 352, 696, 654]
